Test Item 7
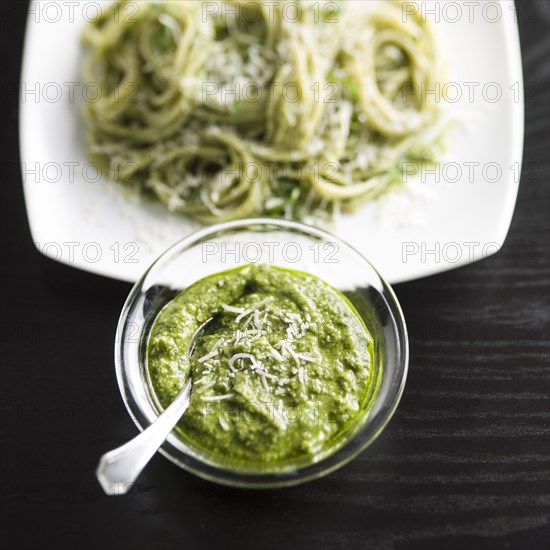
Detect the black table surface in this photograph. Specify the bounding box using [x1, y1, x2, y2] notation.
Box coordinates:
[1, 2, 549, 549]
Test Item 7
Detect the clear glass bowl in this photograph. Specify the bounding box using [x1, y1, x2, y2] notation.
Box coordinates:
[115, 218, 408, 488]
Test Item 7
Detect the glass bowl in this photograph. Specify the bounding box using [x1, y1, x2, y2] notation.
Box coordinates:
[114, 218, 408, 488]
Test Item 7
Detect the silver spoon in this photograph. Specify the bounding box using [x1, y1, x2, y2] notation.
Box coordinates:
[96, 318, 212, 495]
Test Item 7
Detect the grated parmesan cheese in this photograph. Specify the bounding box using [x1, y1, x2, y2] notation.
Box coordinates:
[201, 393, 234, 402]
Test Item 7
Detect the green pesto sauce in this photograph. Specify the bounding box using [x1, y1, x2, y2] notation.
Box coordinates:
[147, 264, 379, 468]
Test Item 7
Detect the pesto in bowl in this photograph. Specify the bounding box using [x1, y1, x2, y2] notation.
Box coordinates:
[147, 264, 380, 470]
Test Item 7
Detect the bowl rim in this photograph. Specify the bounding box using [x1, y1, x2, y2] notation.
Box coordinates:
[114, 217, 409, 488]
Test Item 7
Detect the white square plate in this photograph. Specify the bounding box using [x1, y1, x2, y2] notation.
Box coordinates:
[19, 0, 524, 284]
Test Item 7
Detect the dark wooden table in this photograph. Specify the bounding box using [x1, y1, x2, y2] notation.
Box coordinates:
[1, 2, 548, 549]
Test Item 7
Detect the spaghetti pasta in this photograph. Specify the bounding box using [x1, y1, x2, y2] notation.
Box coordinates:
[82, 0, 448, 222]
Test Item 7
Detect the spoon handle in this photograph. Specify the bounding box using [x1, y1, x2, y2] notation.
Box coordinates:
[96, 379, 192, 495]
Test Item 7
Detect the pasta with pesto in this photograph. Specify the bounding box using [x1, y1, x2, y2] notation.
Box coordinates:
[81, 0, 449, 222]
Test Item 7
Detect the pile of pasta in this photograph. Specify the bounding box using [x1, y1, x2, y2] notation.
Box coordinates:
[82, 0, 447, 222]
